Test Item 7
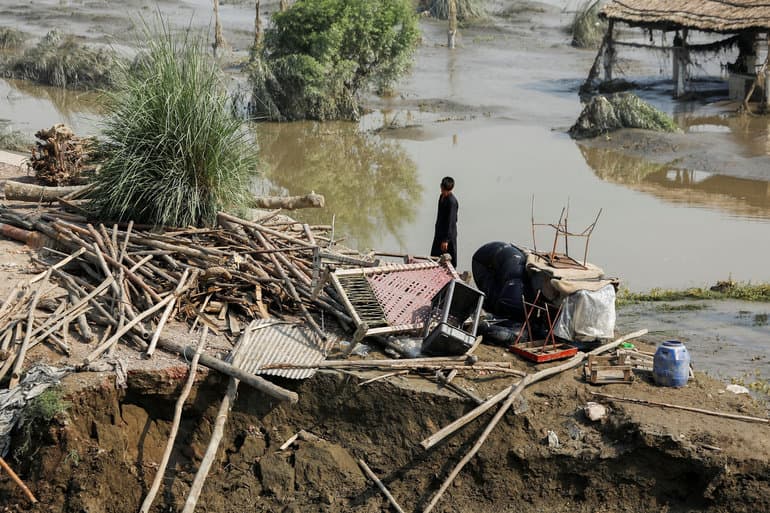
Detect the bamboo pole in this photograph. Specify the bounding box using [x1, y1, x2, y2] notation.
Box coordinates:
[146, 269, 192, 357]
[0, 456, 37, 503]
[358, 459, 406, 513]
[181, 376, 239, 513]
[420, 329, 648, 451]
[590, 392, 770, 424]
[422, 353, 590, 513]
[139, 328, 209, 513]
[157, 338, 298, 403]
[83, 292, 176, 364]
[9, 274, 48, 388]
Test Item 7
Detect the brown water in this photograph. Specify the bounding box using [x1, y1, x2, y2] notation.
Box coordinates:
[1, 0, 769, 291]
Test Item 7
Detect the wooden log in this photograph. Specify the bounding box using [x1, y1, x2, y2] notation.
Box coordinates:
[0, 223, 38, 245]
[139, 328, 209, 513]
[249, 193, 325, 210]
[590, 392, 770, 424]
[3, 181, 88, 203]
[0, 456, 37, 503]
[419, 329, 648, 451]
[358, 459, 406, 513]
[156, 338, 298, 403]
[181, 377, 239, 513]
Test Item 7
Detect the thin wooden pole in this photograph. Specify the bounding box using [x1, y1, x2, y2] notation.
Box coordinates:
[420, 329, 648, 451]
[590, 392, 770, 424]
[139, 328, 209, 513]
[146, 269, 191, 357]
[181, 377, 239, 513]
[9, 274, 48, 388]
[0, 456, 37, 503]
[447, 0, 457, 49]
[422, 352, 590, 513]
[83, 293, 175, 364]
[358, 459, 406, 513]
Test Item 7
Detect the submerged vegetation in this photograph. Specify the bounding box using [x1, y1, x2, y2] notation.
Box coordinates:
[3, 31, 116, 89]
[0, 121, 32, 152]
[428, 0, 485, 21]
[570, 93, 678, 139]
[568, 0, 606, 49]
[0, 27, 25, 50]
[91, 22, 258, 227]
[249, 0, 419, 121]
[617, 282, 770, 305]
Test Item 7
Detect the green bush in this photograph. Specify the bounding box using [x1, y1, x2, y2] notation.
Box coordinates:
[4, 30, 116, 89]
[250, 0, 419, 121]
[90, 22, 258, 227]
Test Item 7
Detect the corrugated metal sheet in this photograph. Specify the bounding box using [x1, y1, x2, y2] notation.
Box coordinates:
[232, 319, 335, 380]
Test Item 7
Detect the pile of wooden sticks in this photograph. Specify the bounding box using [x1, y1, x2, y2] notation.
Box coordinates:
[0, 205, 367, 386]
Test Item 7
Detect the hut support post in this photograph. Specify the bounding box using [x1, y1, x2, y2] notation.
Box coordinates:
[448, 0, 458, 49]
[603, 21, 615, 81]
[765, 34, 770, 109]
[673, 29, 688, 98]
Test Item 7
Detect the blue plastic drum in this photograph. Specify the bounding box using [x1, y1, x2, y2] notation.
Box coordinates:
[653, 340, 691, 387]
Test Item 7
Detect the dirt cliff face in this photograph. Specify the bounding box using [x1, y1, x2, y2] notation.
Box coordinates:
[2, 366, 769, 513]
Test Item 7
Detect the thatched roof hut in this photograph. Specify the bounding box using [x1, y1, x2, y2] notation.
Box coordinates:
[582, 0, 770, 105]
[601, 0, 770, 33]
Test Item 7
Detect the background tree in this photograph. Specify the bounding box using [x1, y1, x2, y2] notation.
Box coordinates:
[249, 0, 419, 121]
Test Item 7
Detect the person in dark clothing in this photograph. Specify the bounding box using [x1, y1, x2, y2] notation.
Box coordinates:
[430, 176, 459, 266]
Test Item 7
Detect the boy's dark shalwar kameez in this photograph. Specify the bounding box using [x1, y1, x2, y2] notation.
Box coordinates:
[430, 192, 458, 266]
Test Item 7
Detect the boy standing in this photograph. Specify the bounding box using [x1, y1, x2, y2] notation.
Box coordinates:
[430, 176, 458, 266]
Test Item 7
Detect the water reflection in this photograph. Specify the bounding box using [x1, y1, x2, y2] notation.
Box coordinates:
[674, 112, 770, 158]
[579, 144, 770, 220]
[1, 78, 103, 135]
[256, 122, 422, 249]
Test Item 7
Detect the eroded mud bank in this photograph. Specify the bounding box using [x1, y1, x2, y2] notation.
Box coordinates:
[2, 366, 769, 513]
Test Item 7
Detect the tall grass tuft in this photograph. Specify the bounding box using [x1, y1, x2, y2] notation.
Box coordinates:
[91, 20, 258, 227]
[569, 0, 606, 49]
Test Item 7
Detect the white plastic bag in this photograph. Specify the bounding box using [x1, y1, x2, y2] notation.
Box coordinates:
[553, 284, 616, 342]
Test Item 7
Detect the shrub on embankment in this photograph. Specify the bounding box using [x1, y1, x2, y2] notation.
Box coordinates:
[249, 0, 419, 121]
[90, 22, 258, 227]
[3, 30, 116, 89]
